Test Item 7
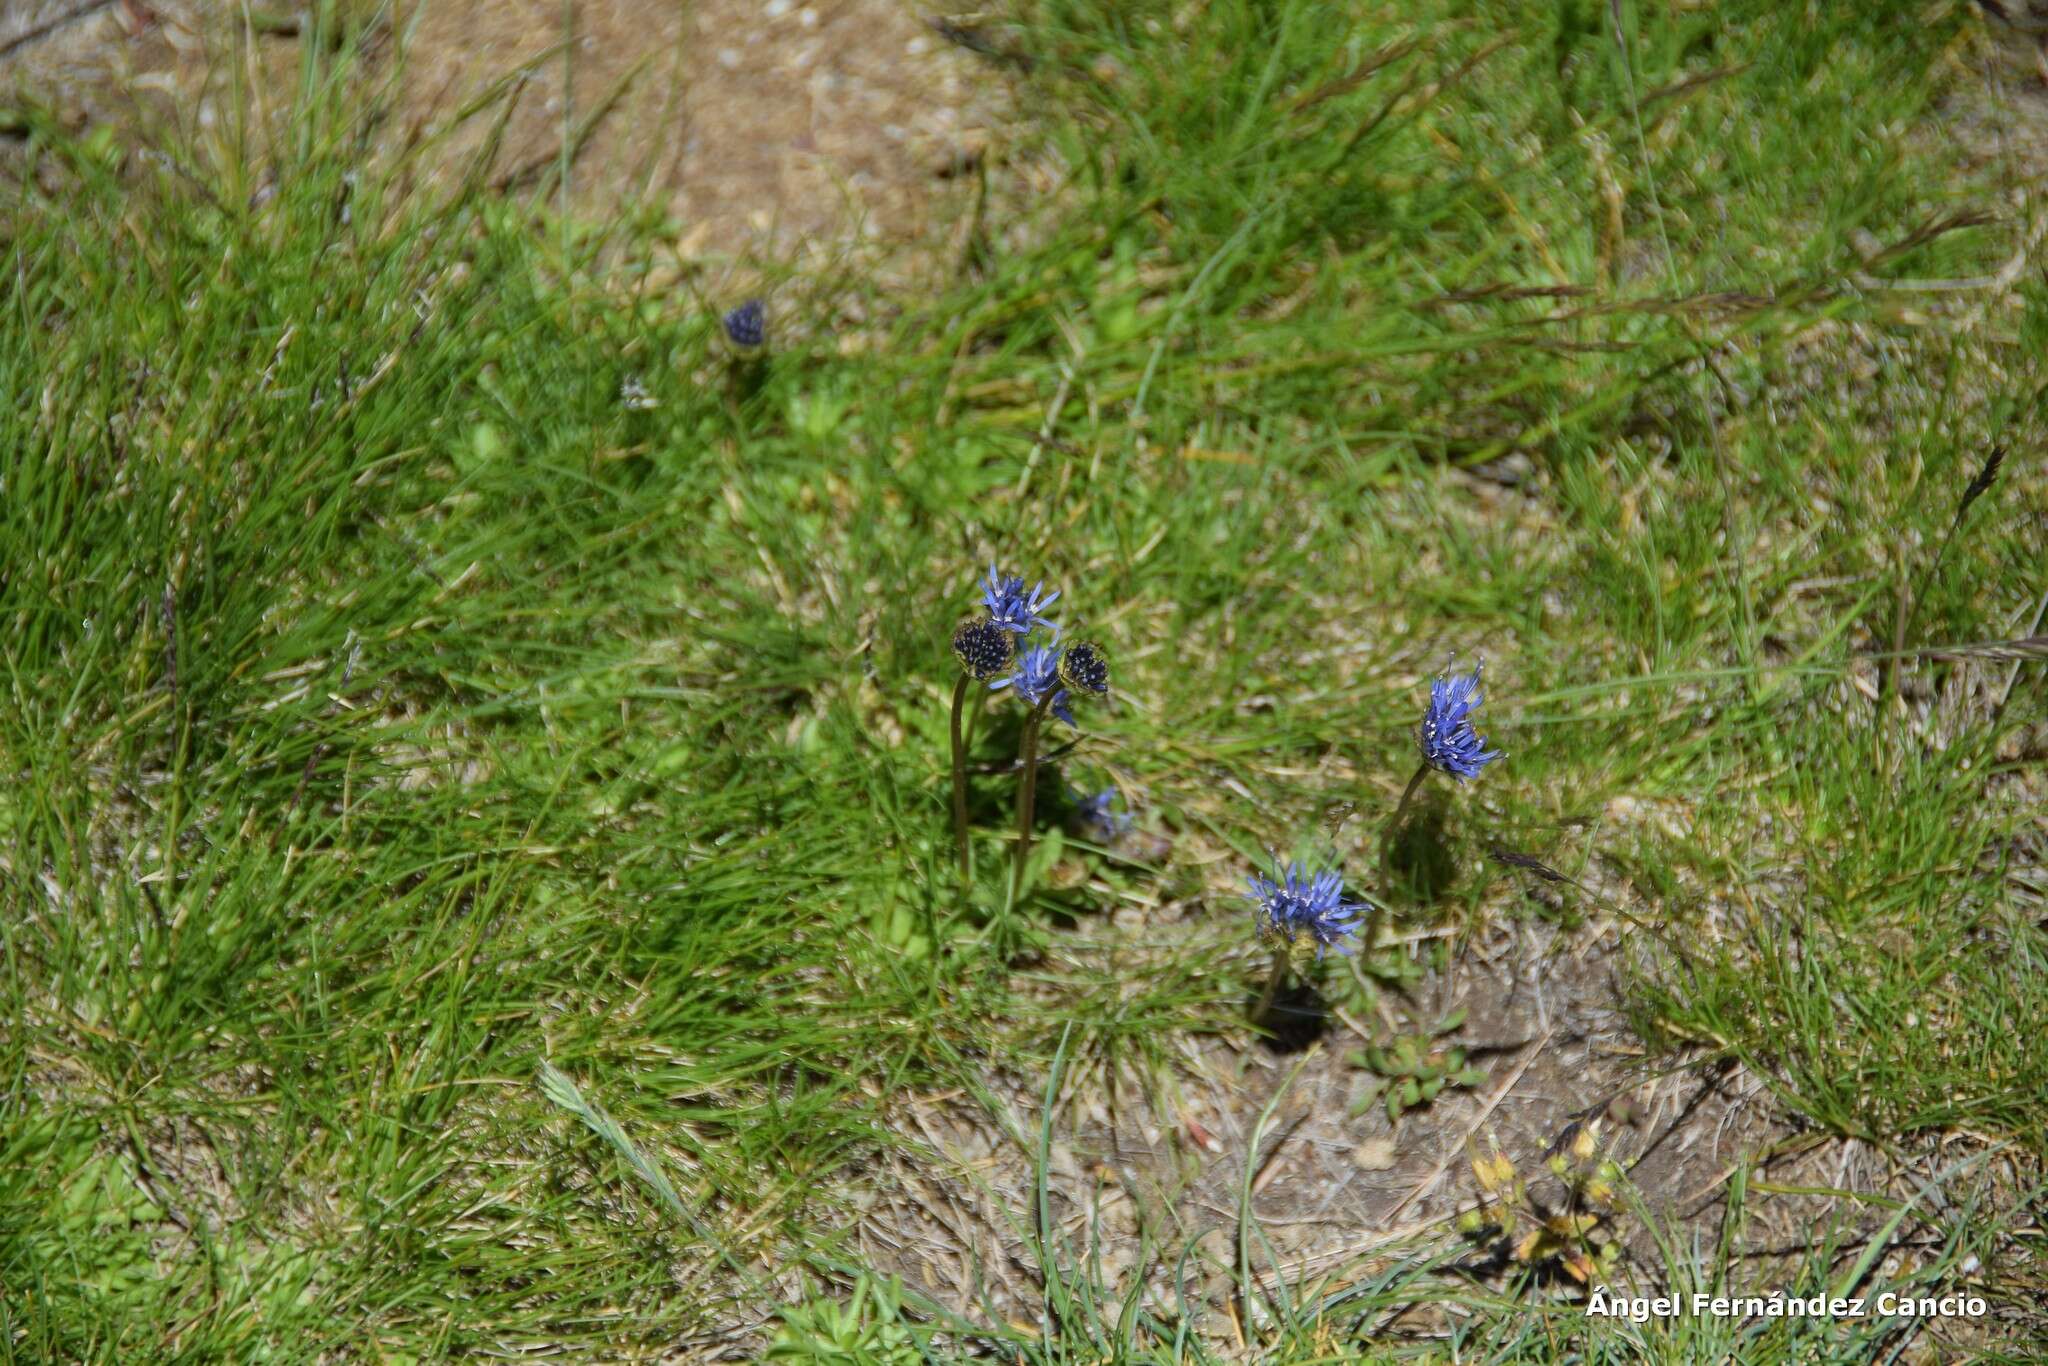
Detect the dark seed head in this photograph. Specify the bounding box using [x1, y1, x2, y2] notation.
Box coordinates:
[953, 618, 1015, 680]
[1058, 641, 1110, 696]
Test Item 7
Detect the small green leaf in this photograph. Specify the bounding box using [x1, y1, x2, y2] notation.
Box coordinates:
[1347, 1077, 1384, 1118]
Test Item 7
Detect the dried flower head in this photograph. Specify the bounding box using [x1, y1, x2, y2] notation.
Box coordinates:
[1420, 658, 1502, 781]
[1248, 857, 1367, 960]
[991, 644, 1073, 725]
[722, 299, 765, 348]
[1057, 640, 1110, 697]
[953, 618, 1017, 680]
[979, 565, 1060, 636]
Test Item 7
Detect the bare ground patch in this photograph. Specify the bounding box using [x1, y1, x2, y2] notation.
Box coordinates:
[2, 0, 1015, 270]
[841, 902, 2032, 1352]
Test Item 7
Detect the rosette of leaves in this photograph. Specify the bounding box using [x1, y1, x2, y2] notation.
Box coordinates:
[1347, 1007, 1489, 1123]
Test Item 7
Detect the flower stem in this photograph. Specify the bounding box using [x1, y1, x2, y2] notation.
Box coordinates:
[1251, 949, 1290, 1026]
[1371, 761, 1433, 949]
[1388, 762, 1431, 833]
[1012, 693, 1056, 899]
[950, 674, 972, 877]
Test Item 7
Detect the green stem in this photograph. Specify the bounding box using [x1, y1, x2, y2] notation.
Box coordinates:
[1362, 902, 1386, 964]
[1372, 761, 1433, 946]
[1012, 694, 1056, 899]
[1251, 950, 1289, 1026]
[950, 674, 972, 877]
[1388, 761, 1431, 833]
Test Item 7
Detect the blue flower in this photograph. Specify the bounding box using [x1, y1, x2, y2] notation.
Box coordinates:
[991, 644, 1073, 725]
[1420, 658, 1502, 781]
[1077, 787, 1132, 842]
[979, 565, 1060, 636]
[1247, 858, 1367, 959]
[953, 618, 1016, 680]
[1057, 640, 1110, 697]
[723, 299, 765, 348]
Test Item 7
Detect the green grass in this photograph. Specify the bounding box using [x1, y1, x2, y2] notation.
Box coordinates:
[3, 0, 2044, 1359]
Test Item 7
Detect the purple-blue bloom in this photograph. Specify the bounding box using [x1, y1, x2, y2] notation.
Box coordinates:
[1248, 858, 1367, 959]
[1077, 787, 1132, 842]
[723, 299, 765, 348]
[990, 644, 1073, 725]
[979, 565, 1060, 636]
[1420, 659, 1502, 781]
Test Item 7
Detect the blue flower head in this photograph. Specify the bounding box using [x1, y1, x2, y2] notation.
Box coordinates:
[990, 644, 1073, 725]
[1057, 641, 1110, 698]
[979, 565, 1060, 636]
[1077, 787, 1132, 843]
[1420, 658, 1502, 781]
[1247, 857, 1368, 960]
[723, 299, 765, 348]
[953, 618, 1016, 680]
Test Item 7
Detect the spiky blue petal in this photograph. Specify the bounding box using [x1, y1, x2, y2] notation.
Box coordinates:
[979, 565, 1060, 636]
[1247, 857, 1368, 958]
[1420, 659, 1503, 781]
[990, 645, 1074, 725]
